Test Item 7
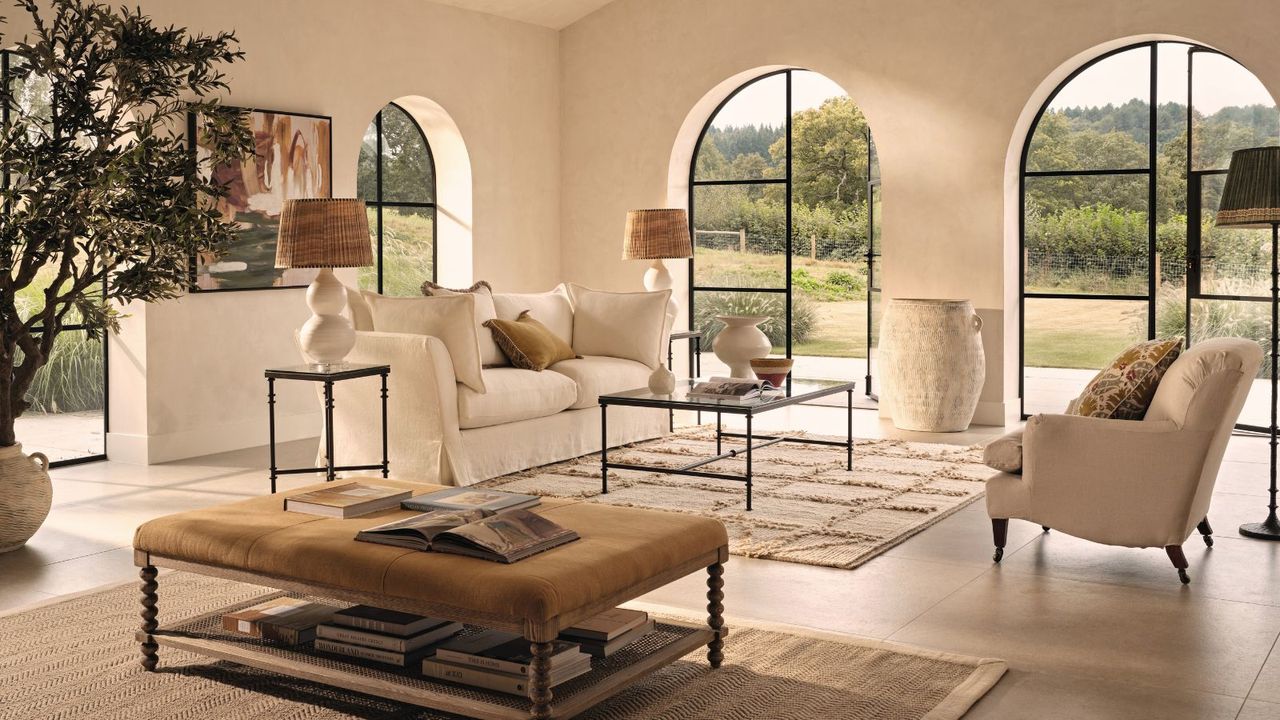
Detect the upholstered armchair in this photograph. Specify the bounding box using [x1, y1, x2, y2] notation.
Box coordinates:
[986, 338, 1263, 584]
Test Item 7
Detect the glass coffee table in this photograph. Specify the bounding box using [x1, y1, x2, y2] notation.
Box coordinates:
[598, 378, 856, 510]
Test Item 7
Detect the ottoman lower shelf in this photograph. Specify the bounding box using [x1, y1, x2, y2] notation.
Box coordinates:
[142, 592, 717, 720]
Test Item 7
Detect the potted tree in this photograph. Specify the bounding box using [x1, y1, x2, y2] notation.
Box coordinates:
[0, 0, 251, 551]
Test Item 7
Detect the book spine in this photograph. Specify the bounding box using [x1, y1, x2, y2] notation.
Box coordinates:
[222, 616, 262, 638]
[433, 649, 528, 676]
[316, 625, 404, 652]
[260, 624, 305, 645]
[315, 639, 407, 666]
[334, 617, 405, 635]
[422, 660, 528, 696]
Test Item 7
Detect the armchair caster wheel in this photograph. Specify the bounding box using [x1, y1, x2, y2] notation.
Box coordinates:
[1203, 535, 1214, 548]
[1042, 526, 1050, 533]
[1178, 569, 1190, 585]
[992, 547, 1004, 563]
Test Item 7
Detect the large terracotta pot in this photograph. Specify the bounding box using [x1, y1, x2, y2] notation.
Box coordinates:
[712, 315, 771, 379]
[0, 443, 52, 553]
[880, 298, 985, 432]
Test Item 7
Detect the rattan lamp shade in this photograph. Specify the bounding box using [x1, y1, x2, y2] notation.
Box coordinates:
[622, 208, 693, 260]
[275, 198, 373, 268]
[1217, 147, 1280, 228]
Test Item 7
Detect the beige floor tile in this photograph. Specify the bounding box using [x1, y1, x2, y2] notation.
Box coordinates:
[966, 668, 1244, 720]
[1216, 460, 1273, 497]
[5, 546, 139, 598]
[887, 570, 1280, 698]
[1239, 699, 1280, 720]
[0, 586, 56, 615]
[636, 552, 987, 639]
[1250, 641, 1280, 704]
[884, 501, 1043, 568]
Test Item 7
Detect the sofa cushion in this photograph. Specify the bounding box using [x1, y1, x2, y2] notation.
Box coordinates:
[457, 367, 576, 429]
[421, 280, 505, 367]
[365, 292, 487, 394]
[550, 355, 655, 410]
[492, 285, 574, 345]
[983, 429, 1023, 474]
[1067, 336, 1183, 420]
[347, 285, 374, 331]
[485, 311, 578, 371]
[566, 283, 670, 369]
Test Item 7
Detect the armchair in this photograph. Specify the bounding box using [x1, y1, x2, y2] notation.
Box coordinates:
[987, 338, 1263, 583]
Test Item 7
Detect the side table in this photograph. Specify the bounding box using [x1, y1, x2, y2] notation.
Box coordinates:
[667, 330, 703, 431]
[264, 363, 390, 493]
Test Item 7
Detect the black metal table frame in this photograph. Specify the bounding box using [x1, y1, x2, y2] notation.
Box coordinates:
[599, 382, 855, 511]
[265, 364, 391, 493]
[667, 330, 703, 432]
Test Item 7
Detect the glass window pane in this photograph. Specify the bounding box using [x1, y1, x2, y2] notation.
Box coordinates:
[693, 290, 787, 376]
[1189, 298, 1270, 426]
[379, 105, 434, 204]
[692, 184, 785, 288]
[357, 206, 379, 293]
[1023, 298, 1147, 415]
[694, 74, 786, 182]
[356, 121, 377, 201]
[1024, 174, 1149, 295]
[790, 199, 866, 360]
[13, 330, 104, 462]
[378, 206, 434, 297]
[1192, 52, 1280, 171]
[1026, 47, 1151, 172]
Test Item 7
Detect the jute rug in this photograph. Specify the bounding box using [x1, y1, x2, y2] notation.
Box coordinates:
[0, 573, 1006, 720]
[480, 427, 989, 570]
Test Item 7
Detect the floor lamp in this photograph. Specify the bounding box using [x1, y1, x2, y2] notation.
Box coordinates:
[1217, 146, 1280, 540]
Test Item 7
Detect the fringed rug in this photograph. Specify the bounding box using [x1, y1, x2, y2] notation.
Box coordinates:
[0, 573, 1006, 720]
[481, 427, 989, 570]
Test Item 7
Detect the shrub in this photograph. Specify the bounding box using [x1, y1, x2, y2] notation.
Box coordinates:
[694, 290, 816, 347]
[1153, 282, 1270, 379]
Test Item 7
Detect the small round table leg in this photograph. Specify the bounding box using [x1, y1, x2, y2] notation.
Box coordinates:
[706, 562, 725, 669]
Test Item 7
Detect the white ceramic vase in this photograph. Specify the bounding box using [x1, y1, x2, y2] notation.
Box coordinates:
[879, 298, 985, 432]
[712, 315, 771, 379]
[0, 443, 52, 553]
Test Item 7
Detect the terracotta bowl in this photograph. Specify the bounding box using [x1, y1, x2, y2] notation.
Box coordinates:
[750, 357, 794, 387]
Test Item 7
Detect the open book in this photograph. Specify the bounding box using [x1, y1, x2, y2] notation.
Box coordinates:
[687, 376, 780, 404]
[356, 509, 579, 563]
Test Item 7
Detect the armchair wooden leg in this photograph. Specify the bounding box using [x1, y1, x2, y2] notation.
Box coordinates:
[1166, 545, 1190, 585]
[1041, 525, 1051, 533]
[991, 519, 1009, 563]
[1197, 517, 1214, 547]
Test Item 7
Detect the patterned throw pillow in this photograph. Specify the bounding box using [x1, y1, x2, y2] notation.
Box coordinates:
[1067, 337, 1184, 420]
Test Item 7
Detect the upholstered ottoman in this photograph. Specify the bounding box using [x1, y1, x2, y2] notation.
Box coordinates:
[133, 478, 729, 720]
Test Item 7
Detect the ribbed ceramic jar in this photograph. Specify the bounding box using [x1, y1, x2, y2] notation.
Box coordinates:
[880, 298, 985, 432]
[0, 443, 52, 553]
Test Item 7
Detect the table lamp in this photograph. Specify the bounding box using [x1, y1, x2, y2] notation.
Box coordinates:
[275, 198, 373, 367]
[1217, 146, 1280, 541]
[623, 208, 693, 319]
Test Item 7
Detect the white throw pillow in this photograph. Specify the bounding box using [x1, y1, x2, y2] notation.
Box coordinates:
[422, 282, 506, 367]
[566, 283, 670, 369]
[363, 292, 487, 393]
[491, 285, 574, 344]
[346, 285, 374, 331]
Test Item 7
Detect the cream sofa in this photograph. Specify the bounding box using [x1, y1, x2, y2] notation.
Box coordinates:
[320, 285, 670, 486]
[986, 337, 1262, 583]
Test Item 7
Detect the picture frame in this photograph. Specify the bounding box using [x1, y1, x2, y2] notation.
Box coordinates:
[188, 106, 334, 292]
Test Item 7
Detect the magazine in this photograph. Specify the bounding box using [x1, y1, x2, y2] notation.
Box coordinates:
[687, 376, 780, 404]
[356, 508, 578, 563]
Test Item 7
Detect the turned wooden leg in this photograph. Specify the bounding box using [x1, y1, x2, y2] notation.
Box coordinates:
[706, 562, 725, 669]
[528, 640, 553, 719]
[1197, 517, 1214, 547]
[1166, 545, 1190, 585]
[139, 565, 159, 671]
[991, 519, 1009, 563]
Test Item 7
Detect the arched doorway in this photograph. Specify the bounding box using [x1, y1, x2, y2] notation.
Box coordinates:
[1019, 42, 1279, 428]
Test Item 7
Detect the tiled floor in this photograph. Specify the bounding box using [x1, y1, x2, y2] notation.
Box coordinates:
[4, 406, 1280, 719]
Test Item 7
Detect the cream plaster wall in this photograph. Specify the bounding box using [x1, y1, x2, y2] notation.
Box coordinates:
[558, 0, 1280, 425]
[12, 0, 563, 462]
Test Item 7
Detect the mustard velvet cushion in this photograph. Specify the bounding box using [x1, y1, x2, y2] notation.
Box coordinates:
[1067, 337, 1183, 420]
[484, 310, 578, 371]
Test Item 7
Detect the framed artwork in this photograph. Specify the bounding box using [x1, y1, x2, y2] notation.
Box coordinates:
[189, 107, 333, 291]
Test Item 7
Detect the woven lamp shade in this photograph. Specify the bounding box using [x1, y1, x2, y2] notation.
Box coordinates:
[1217, 147, 1280, 228]
[623, 208, 693, 260]
[275, 198, 373, 268]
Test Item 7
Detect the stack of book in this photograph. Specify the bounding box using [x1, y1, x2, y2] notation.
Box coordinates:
[423, 630, 592, 695]
[559, 608, 654, 658]
[314, 605, 463, 667]
[284, 482, 413, 518]
[222, 597, 341, 645]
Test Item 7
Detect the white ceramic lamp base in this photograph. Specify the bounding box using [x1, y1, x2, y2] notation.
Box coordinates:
[644, 258, 679, 318]
[299, 267, 356, 366]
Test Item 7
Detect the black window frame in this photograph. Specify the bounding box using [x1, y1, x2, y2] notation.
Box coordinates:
[361, 101, 438, 295]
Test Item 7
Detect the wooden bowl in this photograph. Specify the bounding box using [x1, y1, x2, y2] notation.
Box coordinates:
[750, 357, 794, 387]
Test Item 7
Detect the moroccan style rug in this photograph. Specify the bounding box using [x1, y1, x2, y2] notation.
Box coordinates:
[0, 573, 1006, 720]
[480, 427, 989, 570]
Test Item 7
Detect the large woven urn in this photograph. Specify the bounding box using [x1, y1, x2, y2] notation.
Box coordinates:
[880, 299, 985, 432]
[0, 443, 52, 553]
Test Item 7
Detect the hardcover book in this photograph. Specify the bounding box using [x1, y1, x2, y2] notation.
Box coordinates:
[421, 657, 591, 696]
[356, 509, 579, 563]
[314, 638, 427, 667]
[402, 488, 540, 514]
[570, 619, 656, 658]
[433, 629, 585, 676]
[315, 618, 462, 652]
[330, 605, 447, 636]
[559, 608, 650, 642]
[221, 598, 340, 645]
[283, 482, 412, 519]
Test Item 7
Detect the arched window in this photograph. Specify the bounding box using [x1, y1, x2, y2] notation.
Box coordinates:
[688, 69, 880, 391]
[357, 102, 436, 295]
[1020, 43, 1279, 425]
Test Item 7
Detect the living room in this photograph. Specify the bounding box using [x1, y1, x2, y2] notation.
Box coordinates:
[3, 0, 1280, 718]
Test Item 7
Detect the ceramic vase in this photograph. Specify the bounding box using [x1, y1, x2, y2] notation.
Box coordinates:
[880, 298, 985, 432]
[712, 315, 771, 379]
[0, 443, 52, 553]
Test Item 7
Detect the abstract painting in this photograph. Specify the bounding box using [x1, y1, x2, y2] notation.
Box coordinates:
[190, 108, 332, 291]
